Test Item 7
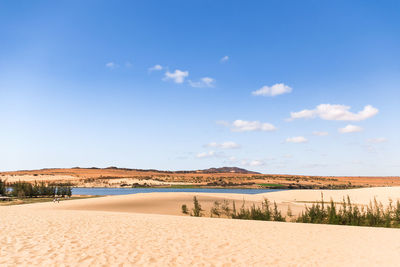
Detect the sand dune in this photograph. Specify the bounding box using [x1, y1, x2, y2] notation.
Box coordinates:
[1, 187, 400, 266]
[50, 186, 400, 216]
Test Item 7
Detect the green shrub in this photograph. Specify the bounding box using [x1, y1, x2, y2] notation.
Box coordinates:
[191, 196, 203, 217]
[231, 199, 275, 221]
[181, 204, 188, 214]
[221, 200, 231, 217]
[296, 196, 400, 228]
[273, 201, 285, 221]
[210, 201, 221, 217]
[181, 195, 400, 228]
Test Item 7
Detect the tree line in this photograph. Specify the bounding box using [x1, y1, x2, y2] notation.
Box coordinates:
[0, 179, 72, 198]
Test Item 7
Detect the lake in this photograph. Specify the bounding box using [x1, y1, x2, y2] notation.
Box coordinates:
[72, 187, 286, 196]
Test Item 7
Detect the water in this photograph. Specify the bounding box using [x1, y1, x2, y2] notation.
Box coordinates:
[72, 187, 286, 196]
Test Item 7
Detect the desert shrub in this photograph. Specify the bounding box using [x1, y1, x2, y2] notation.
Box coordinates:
[273, 201, 285, 221]
[191, 196, 203, 217]
[231, 201, 252, 220]
[231, 199, 275, 221]
[210, 201, 221, 217]
[296, 196, 400, 228]
[327, 199, 339, 224]
[221, 200, 231, 217]
[232, 201, 237, 217]
[181, 204, 188, 214]
[181, 195, 400, 228]
[394, 201, 400, 226]
[296, 202, 326, 224]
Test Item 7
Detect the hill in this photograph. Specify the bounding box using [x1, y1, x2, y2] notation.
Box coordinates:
[198, 167, 260, 174]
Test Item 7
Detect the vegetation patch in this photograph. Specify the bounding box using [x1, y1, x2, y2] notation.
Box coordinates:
[258, 183, 285, 188]
[168, 185, 202, 189]
[181, 194, 400, 228]
[0, 178, 89, 206]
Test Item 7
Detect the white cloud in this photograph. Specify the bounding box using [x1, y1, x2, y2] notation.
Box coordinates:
[249, 160, 264, 167]
[196, 151, 216, 158]
[240, 160, 266, 167]
[105, 62, 118, 69]
[252, 83, 292, 97]
[220, 141, 240, 149]
[217, 120, 277, 133]
[164, 69, 189, 84]
[206, 142, 218, 148]
[338, 124, 363, 133]
[367, 137, 387, 143]
[313, 131, 329, 136]
[290, 104, 378, 121]
[220, 56, 229, 63]
[149, 64, 163, 72]
[189, 77, 215, 88]
[205, 141, 240, 149]
[286, 136, 308, 143]
[229, 120, 277, 132]
[288, 109, 315, 120]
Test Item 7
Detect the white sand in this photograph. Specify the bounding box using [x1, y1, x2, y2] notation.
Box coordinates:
[262, 186, 400, 205]
[1, 187, 400, 266]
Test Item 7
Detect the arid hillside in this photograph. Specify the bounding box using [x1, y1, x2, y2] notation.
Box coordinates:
[1, 167, 399, 189]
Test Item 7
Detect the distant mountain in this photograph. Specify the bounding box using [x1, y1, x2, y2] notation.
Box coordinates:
[101, 166, 260, 174]
[197, 167, 260, 174]
[2, 166, 260, 175]
[77, 166, 261, 174]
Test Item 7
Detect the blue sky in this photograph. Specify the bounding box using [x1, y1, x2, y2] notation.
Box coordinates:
[0, 0, 399, 175]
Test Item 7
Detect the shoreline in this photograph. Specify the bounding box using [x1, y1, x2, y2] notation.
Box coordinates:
[71, 184, 365, 190]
